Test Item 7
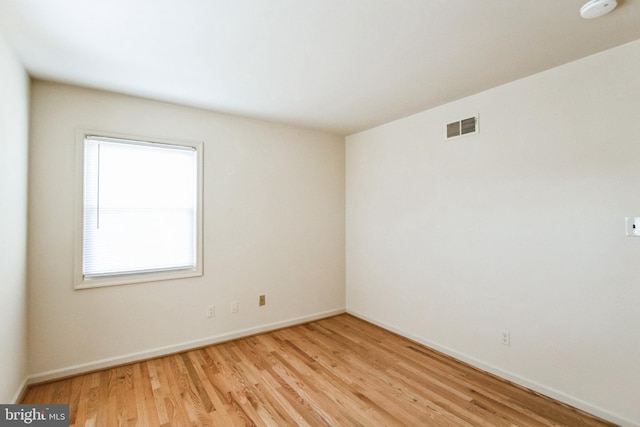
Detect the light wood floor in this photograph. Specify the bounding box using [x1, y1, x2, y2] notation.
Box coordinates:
[22, 314, 614, 426]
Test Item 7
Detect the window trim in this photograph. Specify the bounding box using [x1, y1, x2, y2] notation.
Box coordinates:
[74, 129, 204, 290]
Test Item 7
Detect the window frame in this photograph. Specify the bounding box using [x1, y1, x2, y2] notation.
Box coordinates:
[74, 129, 204, 290]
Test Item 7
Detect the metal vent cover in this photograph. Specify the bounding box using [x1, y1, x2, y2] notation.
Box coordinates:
[446, 115, 478, 139]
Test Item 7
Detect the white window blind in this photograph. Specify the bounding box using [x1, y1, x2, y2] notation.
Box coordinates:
[82, 136, 198, 278]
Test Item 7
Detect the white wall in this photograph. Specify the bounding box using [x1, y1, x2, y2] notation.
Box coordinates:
[28, 81, 345, 379]
[346, 39, 640, 426]
[0, 31, 29, 402]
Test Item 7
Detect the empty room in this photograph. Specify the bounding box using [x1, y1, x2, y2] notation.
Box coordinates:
[1, 1, 639, 426]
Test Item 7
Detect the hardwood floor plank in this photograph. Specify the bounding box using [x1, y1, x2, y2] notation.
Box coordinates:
[82, 372, 101, 426]
[21, 314, 615, 426]
[160, 355, 192, 426]
[255, 335, 374, 427]
[203, 345, 266, 426]
[193, 349, 248, 427]
[278, 326, 480, 426]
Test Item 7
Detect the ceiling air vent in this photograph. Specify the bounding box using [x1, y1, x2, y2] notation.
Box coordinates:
[446, 115, 478, 140]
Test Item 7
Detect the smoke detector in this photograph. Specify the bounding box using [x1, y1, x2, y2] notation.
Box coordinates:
[580, 0, 618, 19]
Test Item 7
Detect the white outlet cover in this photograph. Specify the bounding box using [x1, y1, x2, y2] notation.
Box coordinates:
[501, 330, 511, 346]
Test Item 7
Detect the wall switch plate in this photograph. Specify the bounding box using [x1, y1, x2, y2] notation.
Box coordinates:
[232, 301, 238, 313]
[259, 295, 266, 306]
[625, 217, 640, 236]
[207, 305, 215, 318]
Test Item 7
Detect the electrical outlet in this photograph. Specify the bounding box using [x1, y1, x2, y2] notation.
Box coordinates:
[232, 301, 238, 313]
[207, 305, 215, 318]
[501, 330, 511, 346]
[259, 295, 266, 306]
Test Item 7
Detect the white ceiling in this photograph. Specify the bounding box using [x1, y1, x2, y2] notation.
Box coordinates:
[1, 0, 639, 135]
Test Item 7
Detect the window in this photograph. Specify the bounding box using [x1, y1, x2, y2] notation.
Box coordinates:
[75, 132, 203, 289]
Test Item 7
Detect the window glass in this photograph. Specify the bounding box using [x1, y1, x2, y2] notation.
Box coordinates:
[77, 134, 202, 288]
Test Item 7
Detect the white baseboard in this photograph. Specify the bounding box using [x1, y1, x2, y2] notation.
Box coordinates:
[27, 308, 345, 385]
[347, 309, 638, 427]
[11, 377, 28, 403]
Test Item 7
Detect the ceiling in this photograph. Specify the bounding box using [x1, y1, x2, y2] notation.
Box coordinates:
[1, 1, 639, 135]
